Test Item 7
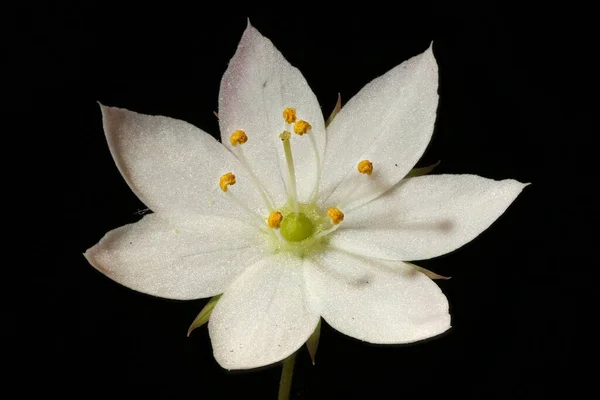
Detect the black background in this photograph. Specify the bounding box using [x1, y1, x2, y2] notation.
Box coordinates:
[21, 3, 595, 399]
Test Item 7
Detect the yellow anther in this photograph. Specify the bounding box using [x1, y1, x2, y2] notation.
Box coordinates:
[268, 211, 284, 229]
[358, 160, 374, 175]
[283, 108, 297, 124]
[293, 120, 312, 135]
[327, 207, 344, 225]
[229, 130, 248, 146]
[280, 131, 291, 141]
[219, 172, 236, 192]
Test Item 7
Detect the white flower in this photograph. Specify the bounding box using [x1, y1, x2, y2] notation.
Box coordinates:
[84, 22, 527, 370]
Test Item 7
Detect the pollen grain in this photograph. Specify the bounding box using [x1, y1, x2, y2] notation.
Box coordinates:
[358, 160, 374, 175]
[219, 172, 236, 192]
[294, 120, 312, 135]
[268, 211, 284, 229]
[283, 108, 297, 124]
[229, 130, 248, 146]
[327, 207, 344, 225]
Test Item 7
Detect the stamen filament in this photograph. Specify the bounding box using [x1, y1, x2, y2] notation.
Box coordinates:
[225, 191, 267, 227]
[235, 145, 275, 212]
[336, 160, 375, 209]
[272, 227, 286, 243]
[336, 178, 365, 209]
[308, 132, 321, 202]
[314, 224, 341, 239]
[280, 131, 299, 213]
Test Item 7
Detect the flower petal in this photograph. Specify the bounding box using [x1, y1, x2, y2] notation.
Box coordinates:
[100, 104, 266, 221]
[208, 253, 319, 370]
[305, 248, 450, 344]
[84, 213, 270, 300]
[330, 175, 528, 261]
[319, 44, 439, 211]
[218, 22, 326, 203]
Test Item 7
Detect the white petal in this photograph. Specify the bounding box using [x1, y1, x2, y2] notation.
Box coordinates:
[209, 253, 319, 369]
[305, 248, 450, 344]
[319, 44, 439, 211]
[84, 213, 270, 300]
[101, 104, 266, 222]
[218, 22, 326, 203]
[330, 175, 528, 261]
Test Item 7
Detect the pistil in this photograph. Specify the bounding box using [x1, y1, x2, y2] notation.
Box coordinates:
[280, 131, 299, 213]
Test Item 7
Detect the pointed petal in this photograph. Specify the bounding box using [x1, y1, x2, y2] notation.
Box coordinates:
[330, 175, 528, 261]
[84, 214, 270, 300]
[100, 104, 266, 221]
[218, 23, 326, 203]
[305, 249, 450, 344]
[208, 254, 320, 370]
[319, 45, 439, 211]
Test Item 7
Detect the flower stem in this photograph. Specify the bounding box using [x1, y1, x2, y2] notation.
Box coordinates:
[278, 352, 297, 400]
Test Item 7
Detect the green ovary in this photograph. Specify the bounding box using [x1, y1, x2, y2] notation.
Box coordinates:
[280, 213, 314, 242]
[268, 202, 331, 256]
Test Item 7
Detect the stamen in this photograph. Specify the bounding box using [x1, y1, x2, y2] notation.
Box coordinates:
[229, 130, 248, 146]
[314, 208, 344, 239]
[268, 211, 283, 229]
[327, 207, 344, 225]
[334, 160, 376, 208]
[219, 172, 267, 226]
[234, 143, 275, 211]
[282, 108, 320, 202]
[280, 131, 299, 213]
[294, 120, 312, 136]
[357, 160, 373, 175]
[283, 108, 297, 124]
[219, 172, 236, 192]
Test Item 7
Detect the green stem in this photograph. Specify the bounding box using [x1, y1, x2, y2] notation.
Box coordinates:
[278, 352, 297, 400]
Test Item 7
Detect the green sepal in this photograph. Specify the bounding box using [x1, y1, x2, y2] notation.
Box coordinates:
[187, 294, 222, 336]
[405, 160, 441, 178]
[405, 262, 451, 280]
[306, 318, 322, 365]
[325, 93, 342, 127]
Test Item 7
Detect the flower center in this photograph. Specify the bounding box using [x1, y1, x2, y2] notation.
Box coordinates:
[280, 213, 314, 242]
[219, 107, 374, 255]
[269, 201, 332, 256]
